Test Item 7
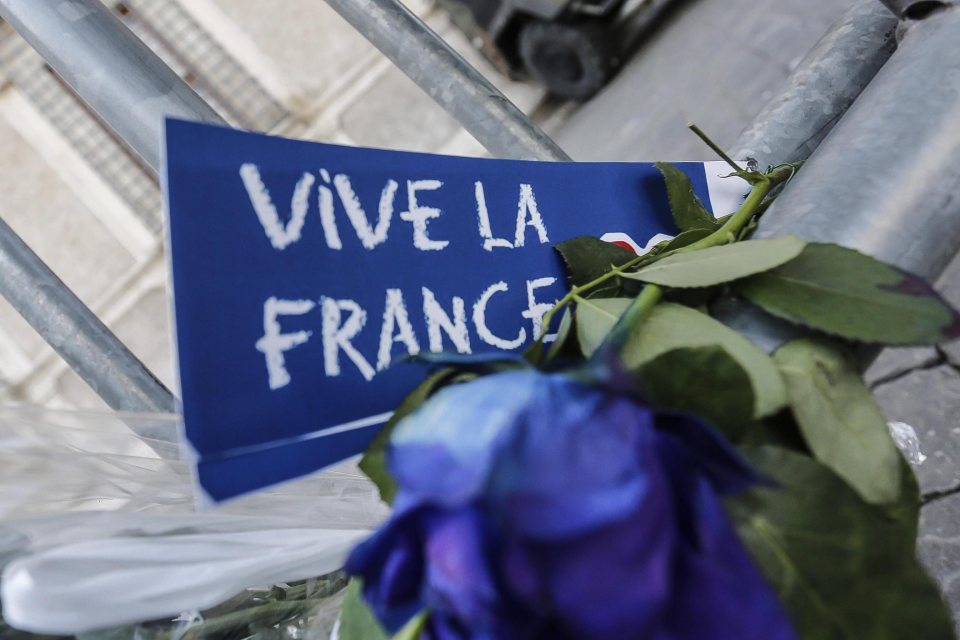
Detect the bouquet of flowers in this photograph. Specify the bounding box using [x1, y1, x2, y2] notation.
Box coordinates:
[338, 141, 959, 639]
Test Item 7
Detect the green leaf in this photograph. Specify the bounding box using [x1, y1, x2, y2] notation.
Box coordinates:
[359, 368, 456, 503]
[575, 297, 632, 357]
[655, 162, 717, 231]
[661, 285, 720, 313]
[653, 228, 713, 253]
[730, 446, 952, 640]
[627, 303, 785, 418]
[773, 337, 901, 505]
[523, 338, 546, 366]
[636, 346, 755, 438]
[642, 228, 715, 260]
[624, 236, 806, 288]
[738, 243, 960, 345]
[884, 452, 921, 540]
[737, 409, 809, 452]
[339, 580, 389, 640]
[555, 236, 637, 287]
[545, 307, 574, 361]
[392, 611, 429, 640]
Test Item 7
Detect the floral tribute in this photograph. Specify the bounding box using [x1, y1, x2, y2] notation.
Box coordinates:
[339, 135, 960, 640]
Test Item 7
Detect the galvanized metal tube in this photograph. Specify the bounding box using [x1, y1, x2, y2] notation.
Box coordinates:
[754, 5, 960, 282]
[0, 217, 175, 412]
[0, 0, 224, 174]
[719, 5, 960, 359]
[733, 0, 898, 167]
[323, 0, 570, 161]
[0, 0, 224, 411]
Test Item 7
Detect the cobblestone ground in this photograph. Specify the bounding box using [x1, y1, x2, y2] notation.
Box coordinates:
[872, 256, 960, 624]
[551, 0, 960, 629]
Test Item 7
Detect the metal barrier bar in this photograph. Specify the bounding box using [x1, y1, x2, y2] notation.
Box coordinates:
[733, 0, 898, 166]
[0, 0, 228, 411]
[720, 1, 960, 358]
[323, 0, 571, 161]
[754, 5, 960, 281]
[0, 217, 175, 412]
[0, 0, 224, 174]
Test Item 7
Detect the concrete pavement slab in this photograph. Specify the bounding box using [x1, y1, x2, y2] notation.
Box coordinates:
[552, 0, 856, 161]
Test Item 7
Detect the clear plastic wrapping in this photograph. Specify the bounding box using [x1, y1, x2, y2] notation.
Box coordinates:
[887, 420, 928, 466]
[0, 405, 388, 638]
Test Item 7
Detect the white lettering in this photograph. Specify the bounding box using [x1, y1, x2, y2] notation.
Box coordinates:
[317, 168, 341, 250]
[514, 183, 549, 248]
[333, 174, 397, 250]
[377, 288, 421, 371]
[255, 297, 315, 390]
[521, 277, 559, 341]
[400, 179, 448, 251]
[473, 281, 526, 350]
[321, 297, 375, 381]
[474, 181, 513, 251]
[240, 163, 314, 250]
[422, 286, 471, 353]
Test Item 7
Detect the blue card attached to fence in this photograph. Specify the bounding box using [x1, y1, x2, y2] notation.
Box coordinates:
[162, 118, 749, 503]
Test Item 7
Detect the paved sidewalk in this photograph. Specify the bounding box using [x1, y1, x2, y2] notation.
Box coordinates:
[551, 0, 960, 627]
[549, 0, 852, 161]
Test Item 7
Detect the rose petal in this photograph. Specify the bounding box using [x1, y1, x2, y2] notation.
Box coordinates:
[489, 377, 658, 538]
[423, 508, 500, 628]
[345, 508, 427, 630]
[390, 372, 540, 507]
[660, 478, 797, 640]
[497, 489, 677, 639]
[422, 613, 468, 640]
[543, 498, 677, 638]
[654, 413, 761, 496]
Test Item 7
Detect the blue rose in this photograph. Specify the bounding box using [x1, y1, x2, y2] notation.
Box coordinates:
[347, 370, 795, 640]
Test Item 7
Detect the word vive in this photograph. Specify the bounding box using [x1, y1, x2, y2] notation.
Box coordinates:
[163, 118, 747, 502]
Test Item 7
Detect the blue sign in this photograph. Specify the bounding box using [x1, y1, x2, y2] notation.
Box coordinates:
[163, 118, 748, 503]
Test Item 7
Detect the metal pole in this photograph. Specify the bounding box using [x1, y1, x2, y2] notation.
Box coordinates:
[732, 0, 898, 167]
[0, 0, 224, 174]
[322, 0, 571, 161]
[753, 5, 960, 282]
[0, 0, 228, 411]
[719, 3, 960, 358]
[0, 217, 175, 412]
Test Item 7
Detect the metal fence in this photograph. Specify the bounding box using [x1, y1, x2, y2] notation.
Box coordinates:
[0, 0, 958, 412]
[0, 24, 161, 231]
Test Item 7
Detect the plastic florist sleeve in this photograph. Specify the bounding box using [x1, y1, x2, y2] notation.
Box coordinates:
[0, 406, 388, 637]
